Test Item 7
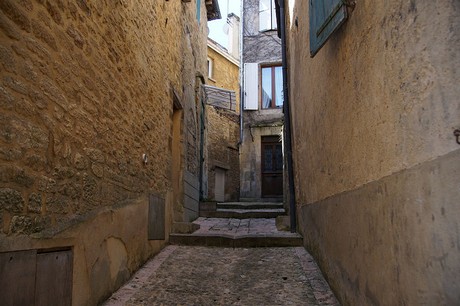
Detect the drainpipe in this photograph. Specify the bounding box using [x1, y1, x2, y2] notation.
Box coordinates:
[197, 74, 206, 201]
[278, 0, 297, 233]
[238, 2, 244, 145]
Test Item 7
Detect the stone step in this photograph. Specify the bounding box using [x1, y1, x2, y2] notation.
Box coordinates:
[169, 217, 302, 248]
[169, 234, 303, 248]
[200, 209, 285, 219]
[216, 202, 284, 210]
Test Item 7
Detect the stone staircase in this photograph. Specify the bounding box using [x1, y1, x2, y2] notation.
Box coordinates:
[200, 201, 285, 218]
[169, 201, 302, 247]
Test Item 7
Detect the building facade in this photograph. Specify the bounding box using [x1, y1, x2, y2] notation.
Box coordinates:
[283, 0, 460, 305]
[203, 33, 240, 202]
[0, 0, 219, 305]
[241, 0, 284, 201]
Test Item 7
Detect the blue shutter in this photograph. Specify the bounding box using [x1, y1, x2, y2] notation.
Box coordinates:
[196, 0, 201, 22]
[309, 0, 347, 57]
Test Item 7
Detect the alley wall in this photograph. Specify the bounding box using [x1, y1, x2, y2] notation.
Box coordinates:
[0, 0, 207, 304]
[204, 40, 240, 202]
[205, 107, 240, 201]
[286, 1, 460, 305]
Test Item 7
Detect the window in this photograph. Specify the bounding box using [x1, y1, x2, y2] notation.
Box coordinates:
[207, 57, 214, 79]
[259, 0, 277, 31]
[309, 0, 348, 57]
[261, 65, 283, 109]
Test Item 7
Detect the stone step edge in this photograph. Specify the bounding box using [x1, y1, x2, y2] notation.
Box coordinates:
[199, 211, 285, 219]
[169, 234, 303, 247]
[217, 203, 284, 209]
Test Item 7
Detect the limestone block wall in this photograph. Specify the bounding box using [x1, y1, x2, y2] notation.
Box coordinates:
[286, 0, 460, 304]
[0, 0, 207, 304]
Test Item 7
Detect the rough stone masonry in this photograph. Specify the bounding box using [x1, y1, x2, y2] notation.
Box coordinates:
[0, 1, 209, 305]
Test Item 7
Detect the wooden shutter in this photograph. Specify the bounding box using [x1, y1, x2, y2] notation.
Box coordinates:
[244, 63, 259, 110]
[309, 0, 347, 57]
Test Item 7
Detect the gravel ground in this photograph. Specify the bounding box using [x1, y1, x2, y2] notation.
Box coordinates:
[104, 246, 339, 306]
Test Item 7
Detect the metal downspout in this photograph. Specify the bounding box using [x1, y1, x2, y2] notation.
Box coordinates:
[197, 75, 206, 201]
[239, 1, 244, 145]
[278, 0, 297, 233]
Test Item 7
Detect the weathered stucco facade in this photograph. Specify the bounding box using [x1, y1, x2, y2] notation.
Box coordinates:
[207, 38, 240, 112]
[285, 0, 460, 305]
[0, 0, 213, 304]
[241, 0, 284, 200]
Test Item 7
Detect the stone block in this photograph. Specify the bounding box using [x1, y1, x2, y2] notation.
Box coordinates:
[172, 222, 200, 234]
[28, 193, 42, 213]
[8, 215, 49, 234]
[0, 0, 31, 32]
[275, 215, 290, 232]
[31, 19, 57, 51]
[0, 165, 35, 188]
[9, 215, 32, 234]
[45, 194, 69, 214]
[0, 45, 16, 73]
[0, 188, 24, 213]
[199, 201, 217, 211]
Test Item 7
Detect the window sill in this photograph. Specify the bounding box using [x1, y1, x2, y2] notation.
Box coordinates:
[259, 29, 278, 33]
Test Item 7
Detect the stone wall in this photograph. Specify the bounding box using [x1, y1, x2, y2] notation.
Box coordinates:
[286, 0, 460, 304]
[204, 40, 240, 202]
[0, 0, 208, 304]
[205, 106, 240, 201]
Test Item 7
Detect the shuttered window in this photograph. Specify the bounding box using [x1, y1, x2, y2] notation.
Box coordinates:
[244, 63, 259, 110]
[309, 0, 348, 57]
[259, 0, 277, 31]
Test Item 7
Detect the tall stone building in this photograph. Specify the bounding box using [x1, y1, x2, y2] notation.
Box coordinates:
[203, 31, 240, 202]
[240, 0, 284, 201]
[0, 0, 219, 305]
[282, 0, 460, 305]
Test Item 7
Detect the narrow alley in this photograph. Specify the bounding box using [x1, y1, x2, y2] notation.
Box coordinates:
[0, 0, 459, 305]
[104, 212, 338, 306]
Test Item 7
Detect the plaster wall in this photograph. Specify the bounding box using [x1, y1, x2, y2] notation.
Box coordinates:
[0, 0, 208, 304]
[240, 109, 284, 200]
[285, 0, 460, 304]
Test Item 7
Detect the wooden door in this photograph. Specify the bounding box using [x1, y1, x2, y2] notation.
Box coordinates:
[214, 167, 225, 202]
[261, 136, 283, 197]
[0, 249, 72, 306]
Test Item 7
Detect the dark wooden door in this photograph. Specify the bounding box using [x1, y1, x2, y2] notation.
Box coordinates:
[0, 249, 72, 306]
[261, 136, 283, 197]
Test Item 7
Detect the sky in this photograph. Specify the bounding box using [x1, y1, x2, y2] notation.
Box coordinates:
[207, 0, 241, 48]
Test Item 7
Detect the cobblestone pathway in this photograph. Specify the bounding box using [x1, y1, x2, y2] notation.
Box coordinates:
[104, 246, 339, 306]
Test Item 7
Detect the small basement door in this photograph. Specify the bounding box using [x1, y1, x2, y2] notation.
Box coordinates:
[214, 167, 226, 202]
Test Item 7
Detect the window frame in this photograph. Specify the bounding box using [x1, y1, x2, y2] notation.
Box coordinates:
[260, 64, 283, 109]
[207, 57, 214, 80]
